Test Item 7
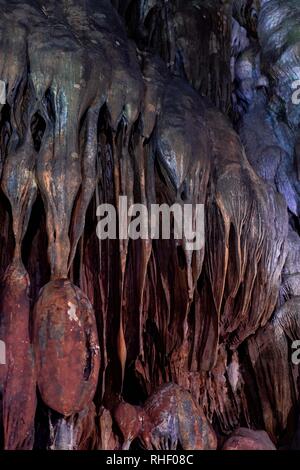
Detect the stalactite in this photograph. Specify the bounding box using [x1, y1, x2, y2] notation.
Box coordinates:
[0, 0, 300, 451]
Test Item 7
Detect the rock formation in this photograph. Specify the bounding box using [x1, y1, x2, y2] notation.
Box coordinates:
[113, 383, 217, 450]
[0, 0, 299, 450]
[222, 428, 276, 450]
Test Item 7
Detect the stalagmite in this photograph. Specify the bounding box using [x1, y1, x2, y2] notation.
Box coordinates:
[0, 25, 37, 447]
[114, 383, 217, 450]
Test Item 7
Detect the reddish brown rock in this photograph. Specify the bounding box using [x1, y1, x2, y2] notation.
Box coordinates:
[0, 0, 300, 451]
[0, 261, 36, 449]
[114, 383, 217, 450]
[33, 279, 100, 416]
[222, 428, 276, 450]
[48, 402, 97, 450]
[98, 408, 118, 450]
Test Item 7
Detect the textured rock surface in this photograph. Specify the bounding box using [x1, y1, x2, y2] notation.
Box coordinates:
[114, 383, 217, 450]
[222, 427, 276, 450]
[0, 0, 299, 450]
[33, 279, 100, 417]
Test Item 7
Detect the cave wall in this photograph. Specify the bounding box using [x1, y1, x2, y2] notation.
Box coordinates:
[0, 0, 299, 450]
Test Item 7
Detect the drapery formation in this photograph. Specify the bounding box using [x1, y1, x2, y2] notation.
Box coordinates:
[0, 0, 299, 450]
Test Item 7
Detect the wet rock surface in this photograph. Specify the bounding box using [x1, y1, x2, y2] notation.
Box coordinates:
[114, 383, 217, 450]
[0, 0, 299, 450]
[222, 427, 276, 450]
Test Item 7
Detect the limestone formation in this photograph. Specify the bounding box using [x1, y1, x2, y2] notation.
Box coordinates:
[0, 0, 299, 451]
